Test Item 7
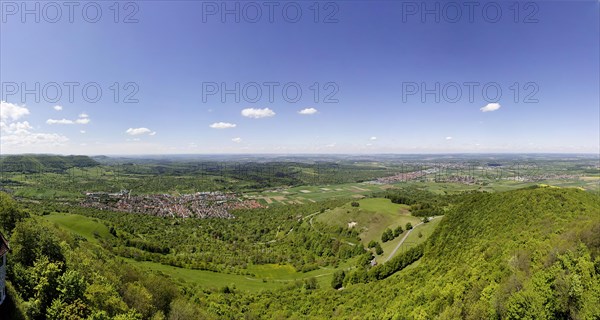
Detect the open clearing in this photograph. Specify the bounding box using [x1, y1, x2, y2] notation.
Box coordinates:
[315, 198, 422, 250]
[45, 212, 341, 291]
[125, 260, 348, 292]
[43, 212, 113, 242]
[252, 182, 389, 204]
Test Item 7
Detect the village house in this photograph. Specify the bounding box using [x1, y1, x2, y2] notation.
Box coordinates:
[0, 232, 9, 305]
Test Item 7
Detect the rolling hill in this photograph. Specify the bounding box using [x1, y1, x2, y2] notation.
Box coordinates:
[0, 155, 99, 173]
[247, 186, 600, 319]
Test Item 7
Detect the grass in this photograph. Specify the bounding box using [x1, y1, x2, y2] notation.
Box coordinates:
[247, 263, 340, 288]
[252, 182, 388, 204]
[315, 198, 422, 249]
[13, 187, 80, 200]
[43, 212, 113, 242]
[358, 198, 410, 215]
[314, 197, 445, 263]
[124, 258, 285, 291]
[403, 181, 535, 194]
[42, 211, 346, 291]
[374, 217, 442, 263]
[124, 260, 340, 292]
[400, 216, 443, 249]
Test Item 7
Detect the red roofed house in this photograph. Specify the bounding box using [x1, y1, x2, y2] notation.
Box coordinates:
[0, 232, 9, 306]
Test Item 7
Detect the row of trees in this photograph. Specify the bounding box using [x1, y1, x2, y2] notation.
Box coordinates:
[379, 187, 449, 217]
[367, 240, 383, 255]
[381, 223, 411, 243]
[330, 244, 425, 290]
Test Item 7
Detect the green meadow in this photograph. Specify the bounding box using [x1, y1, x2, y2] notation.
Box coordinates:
[42, 210, 347, 292]
[43, 212, 114, 242]
[315, 198, 423, 252]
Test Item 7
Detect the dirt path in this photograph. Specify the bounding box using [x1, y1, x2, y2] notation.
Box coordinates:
[384, 216, 441, 263]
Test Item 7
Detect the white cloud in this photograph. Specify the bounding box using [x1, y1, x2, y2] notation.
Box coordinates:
[75, 118, 90, 124]
[126, 127, 156, 136]
[232, 137, 242, 143]
[1, 102, 68, 148]
[1, 121, 33, 134]
[210, 122, 237, 129]
[1, 101, 30, 121]
[370, 136, 377, 141]
[480, 103, 501, 112]
[53, 105, 63, 111]
[298, 108, 318, 115]
[80, 130, 86, 134]
[47, 118, 74, 125]
[47, 113, 90, 125]
[446, 136, 453, 140]
[241, 108, 275, 119]
[1, 132, 68, 146]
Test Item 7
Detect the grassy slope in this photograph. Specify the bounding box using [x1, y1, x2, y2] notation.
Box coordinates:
[315, 198, 422, 254]
[256, 183, 387, 204]
[43, 212, 113, 242]
[125, 260, 349, 292]
[43, 211, 344, 292]
[395, 216, 442, 250]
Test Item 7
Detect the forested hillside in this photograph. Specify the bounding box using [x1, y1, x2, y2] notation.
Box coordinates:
[379, 186, 600, 319]
[0, 186, 598, 319]
[0, 155, 98, 173]
[239, 187, 600, 318]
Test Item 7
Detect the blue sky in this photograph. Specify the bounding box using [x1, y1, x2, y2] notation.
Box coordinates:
[1, 0, 598, 154]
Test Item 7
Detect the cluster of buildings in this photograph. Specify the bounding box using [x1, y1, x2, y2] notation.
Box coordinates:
[81, 191, 262, 219]
[434, 175, 477, 184]
[368, 165, 583, 185]
[371, 170, 429, 184]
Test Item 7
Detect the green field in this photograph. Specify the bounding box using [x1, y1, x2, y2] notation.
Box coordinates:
[43, 212, 114, 242]
[250, 182, 389, 205]
[125, 257, 350, 292]
[43, 211, 345, 292]
[315, 198, 423, 251]
[124, 259, 285, 291]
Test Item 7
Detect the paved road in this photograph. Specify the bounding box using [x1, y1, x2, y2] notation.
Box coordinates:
[384, 216, 441, 263]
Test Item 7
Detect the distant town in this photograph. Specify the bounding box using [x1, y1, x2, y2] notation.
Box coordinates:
[81, 190, 262, 219]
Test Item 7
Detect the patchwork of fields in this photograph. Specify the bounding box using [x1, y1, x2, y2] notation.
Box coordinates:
[247, 183, 391, 205]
